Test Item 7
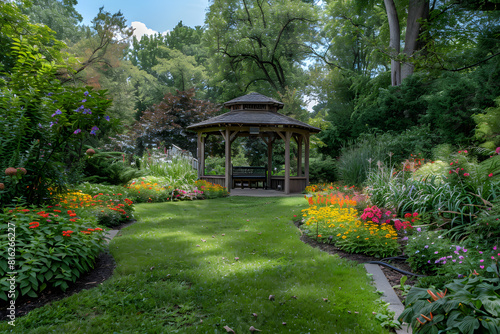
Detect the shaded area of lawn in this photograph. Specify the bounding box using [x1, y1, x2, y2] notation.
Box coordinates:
[0, 197, 391, 333]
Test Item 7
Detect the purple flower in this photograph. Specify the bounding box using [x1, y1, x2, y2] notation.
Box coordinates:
[417, 228, 421, 232]
[84, 91, 89, 96]
[105, 115, 110, 121]
[479, 251, 483, 254]
[424, 245, 429, 249]
[82, 99, 87, 103]
[434, 251, 439, 254]
[74, 129, 81, 134]
[38, 123, 43, 128]
[90, 126, 99, 135]
[51, 109, 62, 117]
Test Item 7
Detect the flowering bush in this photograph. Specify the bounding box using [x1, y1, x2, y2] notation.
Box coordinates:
[0, 206, 107, 300]
[194, 180, 229, 199]
[301, 195, 400, 258]
[125, 177, 173, 203]
[405, 229, 452, 274]
[360, 206, 393, 224]
[53, 189, 134, 227]
[305, 183, 356, 195]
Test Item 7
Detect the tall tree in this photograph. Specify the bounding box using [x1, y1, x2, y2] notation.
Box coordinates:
[205, 0, 319, 100]
[20, 0, 83, 43]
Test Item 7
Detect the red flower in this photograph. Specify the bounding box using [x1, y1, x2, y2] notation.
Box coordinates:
[489, 173, 494, 177]
[62, 230, 74, 237]
[29, 222, 39, 229]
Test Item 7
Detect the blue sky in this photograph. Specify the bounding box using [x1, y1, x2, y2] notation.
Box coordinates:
[75, 0, 209, 39]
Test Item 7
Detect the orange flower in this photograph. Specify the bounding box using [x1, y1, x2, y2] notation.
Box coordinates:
[29, 221, 39, 229]
[62, 230, 74, 237]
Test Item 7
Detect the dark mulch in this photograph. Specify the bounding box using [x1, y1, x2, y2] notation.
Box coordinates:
[0, 220, 137, 321]
[296, 227, 419, 302]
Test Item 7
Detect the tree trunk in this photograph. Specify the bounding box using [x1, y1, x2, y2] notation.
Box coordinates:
[401, 0, 429, 81]
[384, 0, 401, 86]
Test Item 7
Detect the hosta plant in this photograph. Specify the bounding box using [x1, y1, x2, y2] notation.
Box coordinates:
[399, 263, 500, 334]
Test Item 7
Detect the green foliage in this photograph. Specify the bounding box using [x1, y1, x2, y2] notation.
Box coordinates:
[336, 138, 386, 187]
[141, 149, 197, 189]
[400, 265, 500, 333]
[0, 206, 107, 300]
[474, 97, 500, 150]
[404, 229, 452, 274]
[309, 155, 337, 183]
[83, 151, 143, 186]
[0, 36, 116, 206]
[366, 150, 500, 240]
[131, 89, 219, 156]
[205, 0, 318, 100]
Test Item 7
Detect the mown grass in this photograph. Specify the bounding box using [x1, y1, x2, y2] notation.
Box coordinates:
[1, 197, 391, 333]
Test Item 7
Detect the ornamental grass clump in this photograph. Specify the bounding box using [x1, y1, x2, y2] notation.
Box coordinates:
[301, 193, 400, 258]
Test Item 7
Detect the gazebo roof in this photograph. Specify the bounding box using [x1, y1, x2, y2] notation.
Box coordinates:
[187, 93, 320, 133]
[223, 92, 284, 109]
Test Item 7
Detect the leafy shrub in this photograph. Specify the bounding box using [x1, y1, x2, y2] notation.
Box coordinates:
[405, 229, 452, 274]
[309, 155, 337, 183]
[83, 150, 143, 185]
[400, 264, 500, 333]
[0, 207, 107, 300]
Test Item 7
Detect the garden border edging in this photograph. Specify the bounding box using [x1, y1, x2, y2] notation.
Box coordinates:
[364, 263, 412, 334]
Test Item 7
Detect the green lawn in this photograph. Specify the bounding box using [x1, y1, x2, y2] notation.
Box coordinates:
[1, 197, 391, 333]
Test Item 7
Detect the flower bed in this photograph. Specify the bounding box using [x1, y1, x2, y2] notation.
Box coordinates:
[0, 206, 107, 301]
[301, 193, 400, 258]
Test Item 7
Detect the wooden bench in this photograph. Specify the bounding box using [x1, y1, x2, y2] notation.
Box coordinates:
[232, 166, 267, 189]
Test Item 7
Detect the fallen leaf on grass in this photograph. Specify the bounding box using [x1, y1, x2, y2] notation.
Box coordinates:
[249, 326, 261, 332]
[223, 325, 235, 333]
[269, 295, 275, 300]
[252, 313, 258, 317]
[201, 239, 206, 242]
[196, 245, 200, 247]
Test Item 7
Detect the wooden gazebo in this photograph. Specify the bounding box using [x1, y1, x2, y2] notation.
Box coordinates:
[187, 92, 321, 194]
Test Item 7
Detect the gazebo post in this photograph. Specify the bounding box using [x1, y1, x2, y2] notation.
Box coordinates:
[196, 132, 203, 178]
[284, 131, 292, 194]
[266, 137, 273, 190]
[224, 128, 232, 190]
[305, 133, 310, 186]
[297, 135, 303, 177]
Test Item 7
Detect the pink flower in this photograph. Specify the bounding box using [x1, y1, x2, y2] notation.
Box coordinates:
[480, 265, 484, 269]
[496, 147, 500, 154]
[464, 150, 468, 153]
[450, 162, 453, 166]
[464, 173, 470, 177]
[413, 212, 418, 217]
[489, 173, 493, 177]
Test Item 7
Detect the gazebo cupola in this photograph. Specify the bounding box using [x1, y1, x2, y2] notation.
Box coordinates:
[187, 92, 320, 194]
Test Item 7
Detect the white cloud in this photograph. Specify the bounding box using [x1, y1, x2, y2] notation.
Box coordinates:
[131, 21, 169, 40]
